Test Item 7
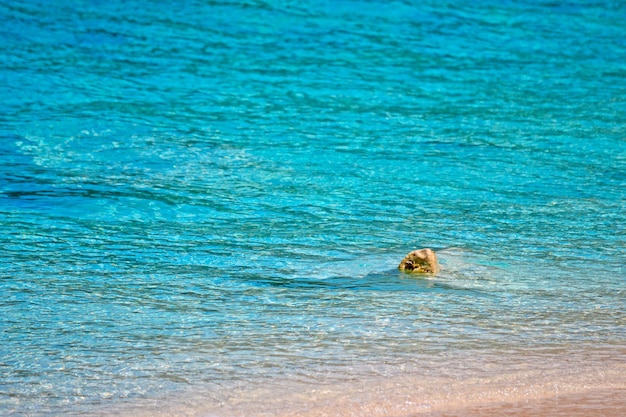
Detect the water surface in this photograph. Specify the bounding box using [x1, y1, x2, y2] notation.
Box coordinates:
[1, 0, 625, 415]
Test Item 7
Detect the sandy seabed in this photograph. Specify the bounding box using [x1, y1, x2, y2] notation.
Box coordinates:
[105, 347, 626, 417]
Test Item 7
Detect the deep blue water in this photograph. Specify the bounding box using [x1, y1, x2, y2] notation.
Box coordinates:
[1, 0, 625, 415]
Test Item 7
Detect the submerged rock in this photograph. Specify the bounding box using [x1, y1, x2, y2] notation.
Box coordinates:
[398, 248, 439, 274]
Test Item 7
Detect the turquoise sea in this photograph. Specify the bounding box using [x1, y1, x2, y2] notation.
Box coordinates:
[1, 0, 625, 415]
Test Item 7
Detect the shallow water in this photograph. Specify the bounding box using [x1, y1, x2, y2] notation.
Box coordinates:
[1, 0, 625, 415]
[96, 347, 626, 416]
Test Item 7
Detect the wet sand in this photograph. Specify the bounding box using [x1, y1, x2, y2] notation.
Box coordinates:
[425, 389, 626, 416]
[119, 384, 626, 417]
[109, 348, 626, 417]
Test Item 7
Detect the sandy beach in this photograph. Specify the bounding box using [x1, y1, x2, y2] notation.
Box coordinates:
[429, 389, 626, 416]
[104, 347, 626, 417]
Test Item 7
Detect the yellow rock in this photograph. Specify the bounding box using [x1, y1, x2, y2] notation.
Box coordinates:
[398, 248, 439, 274]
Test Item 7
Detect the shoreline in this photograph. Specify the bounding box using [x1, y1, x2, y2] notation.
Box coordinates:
[428, 388, 626, 416]
[104, 347, 626, 417]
